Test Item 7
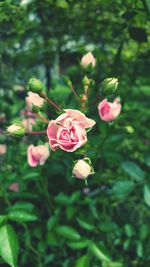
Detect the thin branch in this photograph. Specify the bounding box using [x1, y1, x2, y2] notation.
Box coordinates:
[68, 82, 79, 100]
[37, 113, 50, 124]
[42, 94, 64, 112]
[26, 131, 47, 135]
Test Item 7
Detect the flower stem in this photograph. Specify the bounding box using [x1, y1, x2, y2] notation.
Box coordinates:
[37, 113, 50, 124]
[42, 93, 64, 112]
[85, 179, 88, 186]
[26, 131, 46, 135]
[89, 95, 101, 107]
[68, 82, 79, 100]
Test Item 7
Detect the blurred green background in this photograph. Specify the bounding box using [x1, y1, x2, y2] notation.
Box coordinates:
[0, 0, 150, 266]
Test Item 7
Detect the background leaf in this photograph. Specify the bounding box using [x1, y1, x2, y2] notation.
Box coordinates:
[143, 184, 150, 207]
[0, 224, 19, 267]
[121, 161, 145, 182]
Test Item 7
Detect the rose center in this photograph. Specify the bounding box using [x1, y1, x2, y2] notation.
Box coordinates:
[101, 103, 110, 116]
[59, 127, 79, 143]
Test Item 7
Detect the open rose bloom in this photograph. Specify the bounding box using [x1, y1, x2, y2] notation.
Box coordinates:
[98, 98, 121, 122]
[27, 143, 50, 167]
[47, 109, 96, 152]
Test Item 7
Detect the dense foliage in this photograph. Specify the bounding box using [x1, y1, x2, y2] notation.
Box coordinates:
[0, 0, 150, 266]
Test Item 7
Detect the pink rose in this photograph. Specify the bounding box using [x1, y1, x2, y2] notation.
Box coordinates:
[27, 143, 50, 167]
[9, 183, 19, 192]
[98, 98, 121, 122]
[47, 109, 96, 152]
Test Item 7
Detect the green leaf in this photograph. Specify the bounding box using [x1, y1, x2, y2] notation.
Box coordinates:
[123, 239, 131, 251]
[121, 161, 145, 182]
[109, 262, 123, 267]
[145, 0, 150, 13]
[136, 241, 143, 258]
[124, 224, 134, 238]
[47, 232, 58, 247]
[91, 243, 111, 262]
[76, 218, 94, 231]
[0, 224, 19, 267]
[66, 206, 76, 220]
[143, 184, 150, 207]
[56, 225, 81, 241]
[54, 193, 70, 205]
[99, 222, 117, 232]
[112, 180, 134, 199]
[70, 191, 81, 203]
[8, 210, 38, 222]
[139, 224, 149, 240]
[7, 202, 34, 212]
[0, 215, 6, 226]
[104, 134, 124, 147]
[75, 255, 89, 267]
[56, 0, 69, 9]
[47, 216, 59, 231]
[67, 239, 90, 250]
[144, 154, 150, 167]
[23, 172, 39, 180]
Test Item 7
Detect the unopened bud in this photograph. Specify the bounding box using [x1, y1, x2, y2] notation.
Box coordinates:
[28, 78, 45, 95]
[26, 91, 45, 112]
[101, 77, 119, 95]
[73, 158, 94, 179]
[7, 123, 25, 137]
[82, 76, 91, 86]
[66, 79, 72, 88]
[81, 52, 96, 69]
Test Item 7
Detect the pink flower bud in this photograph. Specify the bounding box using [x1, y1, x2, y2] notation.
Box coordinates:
[0, 145, 7, 155]
[9, 183, 19, 192]
[81, 52, 96, 69]
[73, 159, 93, 179]
[98, 98, 121, 122]
[27, 143, 50, 167]
[26, 91, 45, 111]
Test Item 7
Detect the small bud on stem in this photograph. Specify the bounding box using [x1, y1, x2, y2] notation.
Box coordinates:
[73, 158, 94, 180]
[101, 77, 119, 95]
[28, 78, 46, 95]
[7, 123, 25, 137]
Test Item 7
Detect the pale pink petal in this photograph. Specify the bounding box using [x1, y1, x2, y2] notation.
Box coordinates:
[47, 121, 59, 151]
[27, 145, 38, 167]
[65, 109, 96, 128]
[27, 144, 50, 167]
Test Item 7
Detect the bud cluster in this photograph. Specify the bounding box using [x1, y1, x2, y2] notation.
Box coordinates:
[5, 51, 122, 184]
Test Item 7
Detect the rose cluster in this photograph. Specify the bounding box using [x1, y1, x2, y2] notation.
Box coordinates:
[6, 52, 122, 183]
